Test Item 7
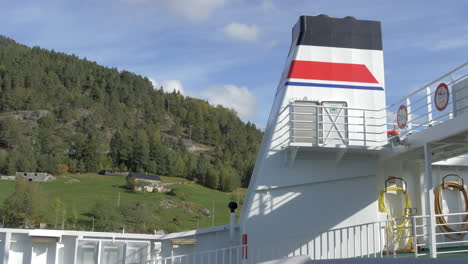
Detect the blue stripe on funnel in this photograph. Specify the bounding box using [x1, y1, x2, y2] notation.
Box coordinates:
[285, 81, 384, 91]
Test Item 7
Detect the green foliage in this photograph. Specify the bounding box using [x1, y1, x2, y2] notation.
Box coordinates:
[110, 131, 131, 169]
[52, 198, 63, 228]
[0, 180, 47, 227]
[0, 149, 7, 170]
[91, 198, 123, 232]
[120, 201, 155, 233]
[219, 166, 240, 192]
[0, 35, 263, 190]
[206, 168, 220, 189]
[127, 176, 136, 189]
[71, 206, 79, 228]
[0, 117, 21, 149]
[6, 144, 37, 174]
[130, 130, 150, 172]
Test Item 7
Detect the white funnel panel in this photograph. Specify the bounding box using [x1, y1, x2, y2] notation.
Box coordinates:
[274, 15, 387, 147]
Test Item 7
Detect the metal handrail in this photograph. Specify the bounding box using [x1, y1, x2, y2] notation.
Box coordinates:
[386, 62, 467, 109]
[292, 103, 384, 112]
[277, 63, 468, 149]
[245, 211, 467, 262]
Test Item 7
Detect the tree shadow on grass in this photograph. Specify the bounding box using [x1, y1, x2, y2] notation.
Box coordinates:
[82, 212, 95, 218]
[113, 184, 135, 193]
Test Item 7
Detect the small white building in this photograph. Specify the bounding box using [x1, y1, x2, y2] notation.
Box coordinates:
[16, 172, 55, 182]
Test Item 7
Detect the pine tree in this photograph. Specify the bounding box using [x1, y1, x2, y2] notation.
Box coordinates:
[130, 130, 149, 172]
[206, 168, 219, 189]
[176, 156, 186, 177]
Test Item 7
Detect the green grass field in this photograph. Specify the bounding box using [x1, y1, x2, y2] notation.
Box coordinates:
[0, 174, 246, 233]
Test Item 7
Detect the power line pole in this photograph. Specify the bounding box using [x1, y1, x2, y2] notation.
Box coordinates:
[117, 192, 121, 207]
[212, 200, 215, 227]
[189, 125, 192, 144]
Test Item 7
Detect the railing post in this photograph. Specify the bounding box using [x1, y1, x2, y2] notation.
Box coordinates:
[353, 227, 356, 258]
[360, 225, 363, 258]
[450, 73, 455, 119]
[378, 222, 383, 258]
[426, 87, 434, 126]
[385, 220, 389, 257]
[373, 223, 377, 258]
[347, 228, 350, 258]
[363, 110, 367, 147]
[321, 233, 324, 260]
[411, 215, 418, 258]
[366, 224, 369, 258]
[333, 230, 336, 259]
[392, 220, 396, 258]
[3, 231, 11, 264]
[406, 98, 412, 133]
[316, 105, 320, 144]
[97, 240, 102, 264]
[424, 143, 437, 258]
[340, 229, 343, 259]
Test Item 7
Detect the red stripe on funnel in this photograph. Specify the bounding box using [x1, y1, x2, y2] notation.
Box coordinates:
[288, 60, 379, 84]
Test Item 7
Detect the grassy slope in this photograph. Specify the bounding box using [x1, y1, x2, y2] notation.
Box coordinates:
[0, 180, 15, 203]
[0, 174, 246, 233]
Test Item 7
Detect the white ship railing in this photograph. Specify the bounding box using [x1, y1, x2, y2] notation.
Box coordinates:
[274, 62, 468, 150]
[148, 245, 244, 264]
[386, 62, 468, 136]
[251, 212, 468, 262]
[146, 212, 468, 263]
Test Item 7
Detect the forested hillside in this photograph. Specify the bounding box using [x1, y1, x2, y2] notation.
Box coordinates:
[0, 35, 262, 192]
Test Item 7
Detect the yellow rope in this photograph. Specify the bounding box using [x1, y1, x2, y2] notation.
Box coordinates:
[378, 186, 413, 251]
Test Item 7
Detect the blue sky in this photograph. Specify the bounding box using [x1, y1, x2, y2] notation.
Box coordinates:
[1, 0, 467, 128]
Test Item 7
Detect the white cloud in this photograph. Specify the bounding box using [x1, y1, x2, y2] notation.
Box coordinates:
[150, 78, 185, 94]
[165, 0, 226, 22]
[429, 35, 468, 51]
[388, 26, 468, 53]
[202, 84, 257, 120]
[223, 23, 260, 42]
[122, 0, 225, 22]
[266, 39, 279, 48]
[121, 0, 148, 3]
[148, 78, 158, 87]
[260, 0, 276, 10]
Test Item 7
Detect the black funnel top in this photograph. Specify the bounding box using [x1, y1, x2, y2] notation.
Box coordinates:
[291, 15, 382, 51]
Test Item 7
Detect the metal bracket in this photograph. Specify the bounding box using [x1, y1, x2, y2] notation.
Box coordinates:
[335, 148, 347, 166]
[385, 177, 407, 192]
[442, 174, 464, 189]
[405, 207, 418, 216]
[284, 146, 299, 168]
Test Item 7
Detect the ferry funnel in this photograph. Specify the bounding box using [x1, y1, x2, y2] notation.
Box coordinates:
[277, 15, 386, 113]
[240, 15, 387, 257]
